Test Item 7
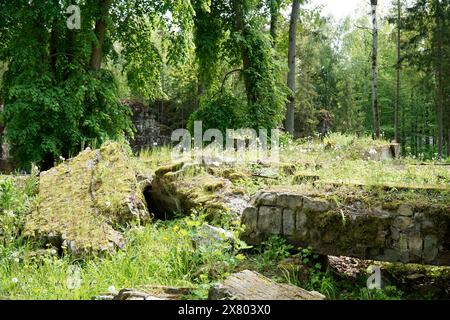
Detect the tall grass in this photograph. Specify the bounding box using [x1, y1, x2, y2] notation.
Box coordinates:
[0, 220, 208, 300]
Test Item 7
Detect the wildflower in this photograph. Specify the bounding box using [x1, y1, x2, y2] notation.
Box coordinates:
[12, 277, 18, 283]
[59, 156, 66, 161]
[108, 286, 116, 293]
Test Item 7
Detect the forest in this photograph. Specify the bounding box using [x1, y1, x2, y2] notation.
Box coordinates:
[0, 0, 450, 302]
[0, 0, 449, 169]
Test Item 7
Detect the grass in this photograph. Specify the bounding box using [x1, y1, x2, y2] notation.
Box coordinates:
[140, 133, 449, 197]
[0, 217, 241, 300]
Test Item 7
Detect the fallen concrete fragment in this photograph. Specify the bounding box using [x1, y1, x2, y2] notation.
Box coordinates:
[94, 286, 192, 300]
[24, 141, 151, 256]
[192, 224, 235, 250]
[208, 270, 325, 300]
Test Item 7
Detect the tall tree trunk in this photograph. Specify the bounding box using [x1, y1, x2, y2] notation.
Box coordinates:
[444, 9, 450, 159]
[371, 0, 380, 139]
[437, 68, 444, 160]
[447, 128, 450, 158]
[232, 0, 253, 104]
[285, 0, 300, 135]
[269, 0, 279, 47]
[395, 0, 401, 143]
[435, 3, 444, 160]
[90, 0, 111, 71]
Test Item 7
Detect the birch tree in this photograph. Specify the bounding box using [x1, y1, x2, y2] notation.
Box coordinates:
[371, 0, 381, 139]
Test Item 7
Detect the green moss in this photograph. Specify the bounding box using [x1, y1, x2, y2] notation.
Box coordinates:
[203, 180, 226, 193]
[154, 161, 185, 177]
[302, 207, 382, 253]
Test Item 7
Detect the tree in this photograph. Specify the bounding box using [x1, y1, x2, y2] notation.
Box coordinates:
[193, 0, 226, 96]
[394, 0, 401, 143]
[230, 0, 287, 130]
[268, 0, 283, 47]
[285, 0, 301, 135]
[0, 0, 194, 169]
[370, 0, 381, 139]
[403, 0, 450, 159]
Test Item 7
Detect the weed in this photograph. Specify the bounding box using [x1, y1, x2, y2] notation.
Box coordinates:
[255, 236, 293, 272]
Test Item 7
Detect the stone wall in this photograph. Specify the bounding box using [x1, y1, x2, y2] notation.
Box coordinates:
[241, 190, 450, 266]
[121, 100, 172, 153]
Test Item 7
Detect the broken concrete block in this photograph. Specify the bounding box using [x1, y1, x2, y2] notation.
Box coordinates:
[208, 270, 325, 300]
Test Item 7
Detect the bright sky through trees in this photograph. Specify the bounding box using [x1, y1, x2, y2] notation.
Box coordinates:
[309, 0, 391, 19]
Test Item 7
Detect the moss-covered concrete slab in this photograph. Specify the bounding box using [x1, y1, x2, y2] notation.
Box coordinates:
[208, 270, 325, 300]
[24, 142, 151, 256]
[147, 162, 249, 222]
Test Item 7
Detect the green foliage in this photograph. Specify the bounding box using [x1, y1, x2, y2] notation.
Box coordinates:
[402, 0, 450, 158]
[277, 247, 338, 299]
[0, 173, 38, 247]
[279, 247, 405, 300]
[188, 94, 245, 135]
[230, 12, 288, 130]
[122, 19, 164, 101]
[182, 213, 247, 283]
[356, 286, 404, 300]
[2, 68, 132, 169]
[255, 235, 293, 272]
[0, 0, 196, 169]
[0, 221, 193, 299]
[193, 0, 227, 93]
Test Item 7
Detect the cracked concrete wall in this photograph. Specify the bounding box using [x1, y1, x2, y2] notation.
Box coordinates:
[241, 191, 450, 266]
[121, 100, 171, 153]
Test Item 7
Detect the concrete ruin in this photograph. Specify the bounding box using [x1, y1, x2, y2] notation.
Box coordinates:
[241, 188, 450, 266]
[121, 99, 172, 153]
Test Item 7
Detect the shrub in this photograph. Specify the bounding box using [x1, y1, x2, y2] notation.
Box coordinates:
[188, 94, 245, 137]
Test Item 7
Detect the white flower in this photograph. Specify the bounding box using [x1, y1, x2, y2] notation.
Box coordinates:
[12, 277, 18, 283]
[59, 156, 65, 161]
[105, 201, 111, 208]
[368, 149, 377, 155]
[108, 286, 116, 293]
